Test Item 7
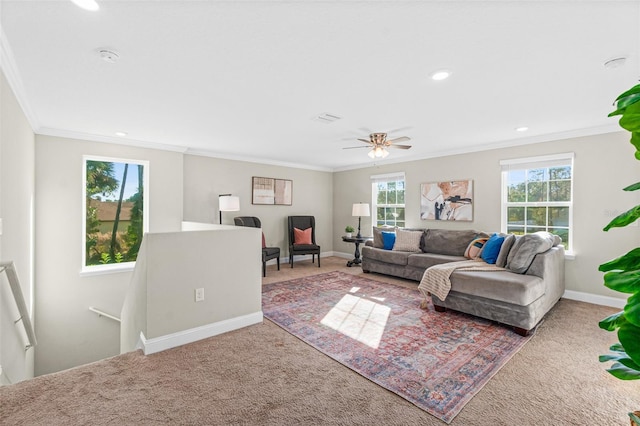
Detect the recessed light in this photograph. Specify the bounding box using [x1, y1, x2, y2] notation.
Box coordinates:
[99, 49, 119, 63]
[70, 0, 99, 11]
[515, 126, 529, 132]
[604, 57, 627, 69]
[115, 131, 128, 137]
[430, 70, 451, 81]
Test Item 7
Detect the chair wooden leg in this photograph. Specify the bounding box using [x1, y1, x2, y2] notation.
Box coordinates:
[262, 261, 266, 277]
[290, 255, 294, 268]
[276, 257, 280, 271]
[318, 255, 320, 267]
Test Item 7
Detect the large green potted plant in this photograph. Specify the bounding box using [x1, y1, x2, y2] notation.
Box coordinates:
[599, 84, 640, 423]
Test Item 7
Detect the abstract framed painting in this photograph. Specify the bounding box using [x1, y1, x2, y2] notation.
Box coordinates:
[252, 176, 293, 205]
[420, 180, 473, 221]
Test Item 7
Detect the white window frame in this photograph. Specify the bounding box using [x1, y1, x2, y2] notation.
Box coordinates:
[371, 172, 406, 229]
[500, 152, 574, 256]
[81, 155, 150, 275]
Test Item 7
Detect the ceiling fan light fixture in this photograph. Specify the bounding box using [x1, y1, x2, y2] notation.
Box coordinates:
[70, 0, 99, 11]
[368, 149, 376, 159]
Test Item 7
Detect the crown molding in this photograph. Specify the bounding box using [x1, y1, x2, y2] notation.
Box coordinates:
[332, 124, 623, 172]
[0, 26, 40, 131]
[185, 148, 334, 172]
[38, 127, 189, 153]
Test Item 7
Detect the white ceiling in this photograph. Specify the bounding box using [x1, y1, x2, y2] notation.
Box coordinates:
[1, 1, 638, 171]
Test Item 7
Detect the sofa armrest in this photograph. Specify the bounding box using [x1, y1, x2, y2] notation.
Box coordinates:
[526, 245, 565, 301]
[365, 240, 373, 247]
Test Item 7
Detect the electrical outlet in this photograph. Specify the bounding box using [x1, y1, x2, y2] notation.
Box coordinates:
[195, 288, 205, 302]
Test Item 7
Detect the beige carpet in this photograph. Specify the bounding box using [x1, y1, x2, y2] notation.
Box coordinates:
[1, 257, 638, 425]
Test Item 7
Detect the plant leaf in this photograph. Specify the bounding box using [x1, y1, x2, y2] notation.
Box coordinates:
[618, 102, 640, 132]
[606, 362, 640, 380]
[610, 85, 640, 117]
[625, 292, 640, 328]
[599, 310, 626, 331]
[603, 205, 640, 230]
[603, 270, 640, 293]
[615, 84, 640, 104]
[610, 342, 625, 352]
[630, 131, 640, 158]
[599, 247, 640, 272]
[619, 321, 640, 366]
[600, 351, 640, 372]
[623, 181, 640, 192]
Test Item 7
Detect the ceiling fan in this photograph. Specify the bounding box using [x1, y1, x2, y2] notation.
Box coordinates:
[343, 132, 412, 158]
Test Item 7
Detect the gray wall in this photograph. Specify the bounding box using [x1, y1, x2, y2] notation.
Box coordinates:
[183, 154, 334, 260]
[333, 132, 640, 300]
[121, 226, 262, 353]
[34, 135, 183, 375]
[0, 71, 35, 383]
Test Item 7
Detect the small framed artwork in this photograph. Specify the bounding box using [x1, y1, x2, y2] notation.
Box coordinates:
[252, 176, 293, 205]
[420, 179, 473, 221]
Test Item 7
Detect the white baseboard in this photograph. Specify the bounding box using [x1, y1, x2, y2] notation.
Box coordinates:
[276, 251, 347, 265]
[137, 311, 263, 355]
[562, 290, 625, 309]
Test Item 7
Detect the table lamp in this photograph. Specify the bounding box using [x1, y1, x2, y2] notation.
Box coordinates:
[219, 194, 240, 224]
[352, 203, 370, 238]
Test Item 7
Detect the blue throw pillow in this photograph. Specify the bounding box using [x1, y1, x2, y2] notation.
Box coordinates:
[381, 231, 396, 250]
[481, 233, 505, 264]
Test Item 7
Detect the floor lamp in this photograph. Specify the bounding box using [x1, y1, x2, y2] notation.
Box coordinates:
[219, 194, 240, 224]
[352, 203, 370, 238]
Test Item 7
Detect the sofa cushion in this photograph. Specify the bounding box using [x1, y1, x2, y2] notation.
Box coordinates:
[506, 232, 561, 273]
[373, 226, 395, 248]
[480, 233, 505, 264]
[422, 229, 484, 256]
[407, 253, 467, 269]
[496, 233, 516, 268]
[382, 231, 396, 250]
[392, 229, 423, 252]
[361, 246, 411, 266]
[464, 237, 488, 259]
[450, 270, 545, 306]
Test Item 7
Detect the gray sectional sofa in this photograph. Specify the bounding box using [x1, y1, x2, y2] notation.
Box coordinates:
[361, 228, 565, 335]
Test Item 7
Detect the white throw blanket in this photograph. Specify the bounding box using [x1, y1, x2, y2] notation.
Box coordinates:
[418, 259, 506, 305]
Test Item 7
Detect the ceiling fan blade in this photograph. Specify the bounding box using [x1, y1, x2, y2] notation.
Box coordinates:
[387, 136, 411, 144]
[357, 138, 373, 144]
[343, 146, 371, 150]
[388, 144, 412, 149]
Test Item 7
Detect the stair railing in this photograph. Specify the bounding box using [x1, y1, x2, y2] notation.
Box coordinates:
[0, 261, 36, 350]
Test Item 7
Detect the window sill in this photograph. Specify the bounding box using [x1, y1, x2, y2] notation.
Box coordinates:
[80, 262, 135, 277]
[564, 251, 575, 260]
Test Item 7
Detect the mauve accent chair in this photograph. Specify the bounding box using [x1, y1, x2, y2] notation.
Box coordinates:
[287, 215, 321, 268]
[234, 216, 280, 277]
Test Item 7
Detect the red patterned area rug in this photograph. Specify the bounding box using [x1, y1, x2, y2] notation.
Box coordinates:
[262, 271, 532, 424]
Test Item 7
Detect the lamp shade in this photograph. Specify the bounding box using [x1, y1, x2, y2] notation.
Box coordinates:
[352, 203, 370, 217]
[219, 195, 240, 211]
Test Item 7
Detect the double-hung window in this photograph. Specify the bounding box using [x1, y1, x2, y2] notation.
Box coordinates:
[500, 153, 574, 252]
[371, 172, 405, 228]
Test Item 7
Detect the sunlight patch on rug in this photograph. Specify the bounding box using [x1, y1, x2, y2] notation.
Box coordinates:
[320, 287, 390, 349]
[262, 271, 533, 424]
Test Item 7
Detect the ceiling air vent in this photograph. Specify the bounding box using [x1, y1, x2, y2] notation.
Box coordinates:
[313, 113, 341, 124]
